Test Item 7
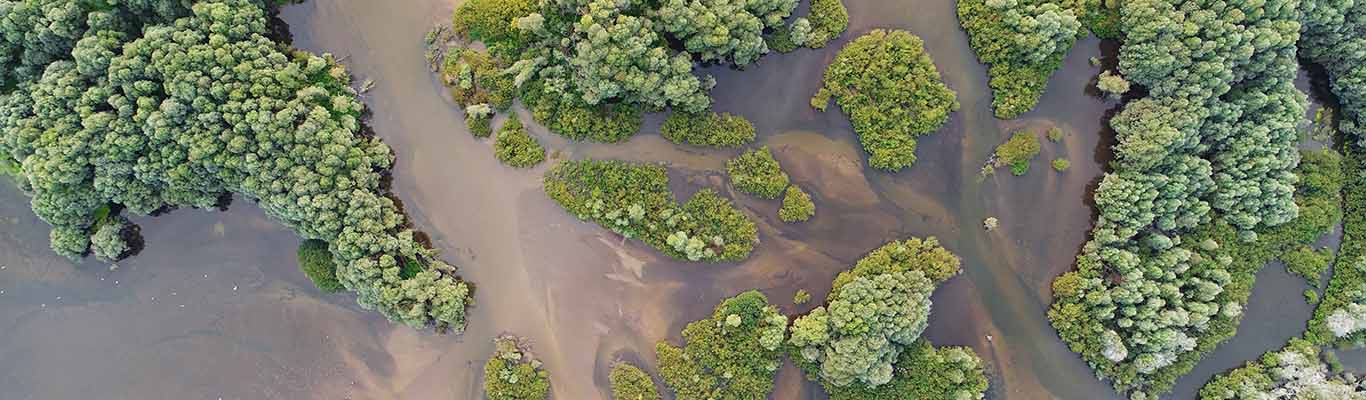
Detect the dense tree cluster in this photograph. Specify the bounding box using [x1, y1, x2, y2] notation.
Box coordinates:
[727, 146, 790, 199]
[789, 238, 984, 399]
[484, 335, 551, 400]
[542, 159, 757, 262]
[823, 340, 988, 400]
[1052, 146, 1339, 398]
[779, 185, 814, 223]
[957, 0, 1083, 118]
[1199, 338, 1366, 399]
[660, 111, 755, 147]
[656, 290, 789, 400]
[609, 363, 660, 400]
[0, 0, 472, 330]
[812, 29, 959, 171]
[653, 0, 796, 65]
[993, 131, 1040, 176]
[1047, 0, 1316, 394]
[494, 117, 546, 168]
[443, 0, 838, 143]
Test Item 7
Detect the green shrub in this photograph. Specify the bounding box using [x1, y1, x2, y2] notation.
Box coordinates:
[1046, 127, 1063, 142]
[727, 147, 790, 199]
[91, 216, 133, 261]
[805, 0, 849, 49]
[794, 289, 812, 305]
[816, 30, 958, 170]
[298, 240, 344, 293]
[995, 132, 1040, 175]
[451, 0, 535, 56]
[1281, 246, 1332, 287]
[957, 0, 1082, 118]
[484, 336, 550, 400]
[494, 118, 546, 168]
[1051, 158, 1070, 172]
[1081, 0, 1122, 39]
[543, 160, 758, 262]
[520, 79, 643, 143]
[661, 111, 755, 147]
[467, 105, 494, 137]
[766, 23, 800, 53]
[442, 48, 516, 111]
[779, 185, 815, 222]
[609, 363, 660, 400]
[656, 290, 788, 400]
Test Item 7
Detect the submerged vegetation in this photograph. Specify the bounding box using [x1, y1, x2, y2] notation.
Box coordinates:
[957, 0, 1082, 118]
[656, 290, 789, 400]
[543, 159, 757, 262]
[0, 0, 471, 330]
[484, 336, 551, 400]
[814, 29, 959, 171]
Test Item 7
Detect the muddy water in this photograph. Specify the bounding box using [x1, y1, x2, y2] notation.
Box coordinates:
[0, 0, 1324, 399]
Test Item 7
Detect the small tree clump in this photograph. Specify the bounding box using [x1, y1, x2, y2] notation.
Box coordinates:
[804, 0, 848, 48]
[1046, 128, 1064, 142]
[1281, 246, 1332, 287]
[816, 30, 959, 170]
[609, 363, 660, 400]
[1096, 70, 1131, 100]
[484, 336, 551, 400]
[657, 290, 789, 400]
[727, 147, 791, 199]
[794, 289, 812, 305]
[466, 104, 495, 137]
[1052, 158, 1070, 171]
[779, 185, 816, 222]
[789, 238, 986, 398]
[494, 118, 546, 168]
[298, 239, 344, 293]
[661, 111, 756, 147]
[91, 216, 133, 261]
[994, 132, 1041, 175]
[958, 0, 1083, 118]
[544, 160, 758, 262]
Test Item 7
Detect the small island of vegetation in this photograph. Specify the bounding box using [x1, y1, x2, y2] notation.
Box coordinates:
[543, 159, 758, 262]
[813, 29, 959, 171]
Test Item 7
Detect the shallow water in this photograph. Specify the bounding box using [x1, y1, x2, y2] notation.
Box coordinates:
[0, 0, 1338, 399]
